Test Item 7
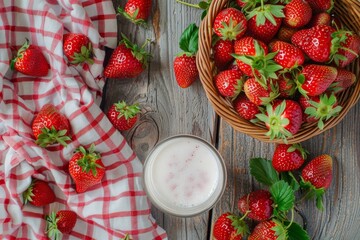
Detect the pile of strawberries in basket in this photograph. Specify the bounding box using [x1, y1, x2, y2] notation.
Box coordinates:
[173, 0, 360, 142]
[212, 143, 333, 239]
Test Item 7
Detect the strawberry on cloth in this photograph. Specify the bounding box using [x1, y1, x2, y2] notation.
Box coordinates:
[0, 1, 166, 239]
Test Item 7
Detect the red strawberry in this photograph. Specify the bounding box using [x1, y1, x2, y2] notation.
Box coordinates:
[233, 37, 282, 86]
[256, 99, 303, 140]
[104, 34, 150, 79]
[275, 74, 297, 98]
[296, 64, 337, 96]
[248, 219, 286, 240]
[301, 154, 333, 210]
[213, 8, 247, 41]
[22, 179, 56, 207]
[244, 78, 279, 106]
[63, 33, 93, 65]
[299, 93, 342, 129]
[302, 154, 333, 189]
[291, 25, 335, 62]
[214, 70, 244, 99]
[107, 101, 140, 131]
[174, 23, 199, 88]
[233, 93, 261, 120]
[118, 0, 152, 25]
[327, 68, 356, 94]
[238, 190, 273, 221]
[283, 0, 312, 28]
[46, 210, 77, 239]
[174, 54, 198, 88]
[213, 39, 234, 70]
[213, 212, 249, 240]
[69, 144, 105, 193]
[269, 40, 305, 69]
[246, 4, 284, 43]
[306, 0, 333, 13]
[307, 12, 331, 27]
[272, 143, 307, 172]
[32, 104, 71, 147]
[334, 32, 360, 68]
[10, 39, 49, 77]
[277, 26, 298, 43]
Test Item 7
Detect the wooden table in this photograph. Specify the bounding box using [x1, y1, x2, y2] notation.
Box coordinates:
[102, 1, 360, 239]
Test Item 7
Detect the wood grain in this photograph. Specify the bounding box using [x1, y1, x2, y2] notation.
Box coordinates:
[103, 1, 360, 239]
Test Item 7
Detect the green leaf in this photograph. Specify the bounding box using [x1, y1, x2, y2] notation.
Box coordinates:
[179, 23, 199, 54]
[280, 172, 300, 191]
[250, 158, 279, 186]
[270, 180, 295, 212]
[198, 1, 209, 9]
[286, 221, 310, 240]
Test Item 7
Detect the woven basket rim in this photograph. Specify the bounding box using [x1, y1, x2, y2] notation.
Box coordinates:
[197, 0, 360, 144]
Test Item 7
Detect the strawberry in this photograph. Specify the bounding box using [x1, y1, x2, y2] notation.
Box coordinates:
[213, 8, 247, 41]
[238, 190, 273, 221]
[104, 34, 150, 79]
[334, 32, 360, 68]
[69, 144, 105, 193]
[275, 74, 297, 98]
[22, 179, 55, 207]
[107, 101, 140, 131]
[306, 0, 333, 13]
[214, 70, 244, 99]
[233, 93, 261, 120]
[46, 210, 77, 239]
[233, 37, 282, 86]
[256, 99, 303, 140]
[272, 143, 307, 172]
[277, 26, 298, 43]
[248, 219, 287, 240]
[301, 154, 333, 210]
[118, 0, 152, 25]
[32, 104, 71, 147]
[10, 39, 49, 77]
[296, 64, 337, 97]
[307, 12, 331, 27]
[63, 33, 93, 65]
[283, 0, 312, 28]
[244, 78, 279, 106]
[174, 23, 199, 88]
[246, 4, 284, 43]
[269, 40, 305, 70]
[327, 68, 356, 94]
[213, 212, 249, 240]
[213, 39, 234, 70]
[299, 93, 342, 129]
[292, 25, 360, 66]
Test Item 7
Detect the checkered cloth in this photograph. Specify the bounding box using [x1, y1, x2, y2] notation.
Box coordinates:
[0, 0, 167, 239]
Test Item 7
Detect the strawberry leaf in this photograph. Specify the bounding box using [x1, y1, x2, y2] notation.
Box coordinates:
[250, 158, 279, 186]
[285, 221, 310, 240]
[280, 172, 300, 191]
[270, 180, 295, 213]
[179, 23, 199, 54]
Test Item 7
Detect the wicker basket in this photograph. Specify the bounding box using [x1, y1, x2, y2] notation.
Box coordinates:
[197, 0, 360, 144]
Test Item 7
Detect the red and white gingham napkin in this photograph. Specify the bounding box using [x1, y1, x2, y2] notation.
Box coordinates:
[0, 0, 167, 239]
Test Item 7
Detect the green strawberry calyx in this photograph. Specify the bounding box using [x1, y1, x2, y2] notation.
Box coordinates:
[36, 126, 71, 148]
[117, 7, 147, 26]
[75, 144, 103, 177]
[304, 93, 342, 130]
[233, 40, 283, 87]
[45, 212, 62, 240]
[114, 101, 140, 121]
[299, 177, 326, 211]
[271, 219, 288, 240]
[120, 234, 132, 240]
[287, 143, 308, 160]
[256, 100, 292, 142]
[10, 38, 30, 70]
[228, 213, 250, 238]
[246, 2, 285, 26]
[120, 33, 152, 68]
[22, 180, 36, 205]
[70, 42, 94, 65]
[218, 14, 246, 41]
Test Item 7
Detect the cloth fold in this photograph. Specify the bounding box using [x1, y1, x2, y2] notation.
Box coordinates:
[0, 0, 167, 239]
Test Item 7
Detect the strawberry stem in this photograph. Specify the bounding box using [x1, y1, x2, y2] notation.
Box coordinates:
[176, 0, 202, 9]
